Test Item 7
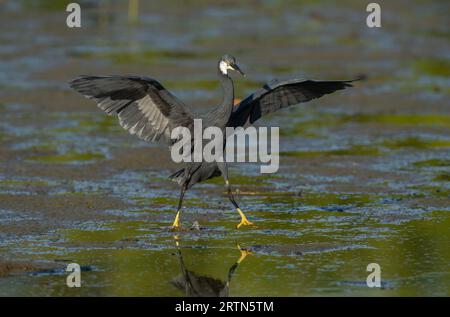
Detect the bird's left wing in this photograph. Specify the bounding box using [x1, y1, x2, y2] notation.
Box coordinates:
[70, 75, 194, 145]
[228, 78, 358, 128]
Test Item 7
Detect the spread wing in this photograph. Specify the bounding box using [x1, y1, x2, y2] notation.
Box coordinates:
[228, 78, 358, 128]
[69, 75, 193, 145]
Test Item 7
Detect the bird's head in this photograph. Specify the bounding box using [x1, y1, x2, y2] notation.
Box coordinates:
[219, 54, 245, 77]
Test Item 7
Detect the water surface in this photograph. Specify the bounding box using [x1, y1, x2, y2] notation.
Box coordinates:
[0, 0, 449, 296]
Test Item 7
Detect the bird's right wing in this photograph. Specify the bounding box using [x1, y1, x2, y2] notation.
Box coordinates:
[228, 78, 358, 128]
[70, 75, 193, 145]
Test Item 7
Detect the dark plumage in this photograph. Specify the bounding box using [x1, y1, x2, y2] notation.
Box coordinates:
[228, 79, 356, 127]
[70, 54, 358, 229]
[70, 75, 194, 144]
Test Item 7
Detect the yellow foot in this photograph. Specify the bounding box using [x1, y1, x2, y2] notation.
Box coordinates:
[236, 218, 254, 229]
[236, 244, 252, 263]
[170, 211, 182, 231]
[236, 208, 256, 229]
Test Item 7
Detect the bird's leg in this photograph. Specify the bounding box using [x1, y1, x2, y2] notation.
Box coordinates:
[171, 184, 187, 230]
[217, 162, 254, 229]
[227, 182, 254, 228]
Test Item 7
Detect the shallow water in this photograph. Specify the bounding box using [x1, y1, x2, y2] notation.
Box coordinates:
[0, 0, 449, 296]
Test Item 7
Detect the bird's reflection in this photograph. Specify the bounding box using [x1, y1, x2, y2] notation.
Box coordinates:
[171, 239, 250, 297]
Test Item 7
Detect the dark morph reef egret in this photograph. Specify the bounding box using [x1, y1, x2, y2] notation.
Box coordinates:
[70, 54, 358, 230]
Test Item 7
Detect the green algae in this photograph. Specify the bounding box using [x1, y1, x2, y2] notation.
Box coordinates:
[412, 159, 450, 168]
[131, 196, 209, 208]
[165, 78, 261, 94]
[26, 151, 106, 164]
[0, 179, 49, 187]
[283, 112, 450, 139]
[382, 137, 450, 149]
[73, 49, 215, 66]
[282, 145, 381, 158]
[61, 221, 151, 244]
[49, 114, 121, 135]
[0, 132, 7, 142]
[204, 173, 281, 186]
[263, 192, 373, 207]
[406, 184, 449, 198]
[281, 113, 340, 137]
[4, 197, 450, 296]
[346, 113, 450, 128]
[413, 59, 450, 77]
[23, 0, 67, 11]
[434, 172, 450, 182]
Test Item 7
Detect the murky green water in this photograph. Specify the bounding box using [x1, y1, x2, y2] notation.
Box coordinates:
[0, 0, 449, 296]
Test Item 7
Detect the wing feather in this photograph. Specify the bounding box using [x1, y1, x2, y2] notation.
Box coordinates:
[70, 75, 193, 145]
[229, 78, 358, 127]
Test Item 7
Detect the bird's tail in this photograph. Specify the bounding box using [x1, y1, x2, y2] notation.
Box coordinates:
[168, 168, 185, 185]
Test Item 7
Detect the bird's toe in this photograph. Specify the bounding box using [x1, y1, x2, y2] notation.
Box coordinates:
[236, 219, 256, 229]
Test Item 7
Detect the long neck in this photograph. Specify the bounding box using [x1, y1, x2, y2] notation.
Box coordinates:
[214, 67, 234, 123]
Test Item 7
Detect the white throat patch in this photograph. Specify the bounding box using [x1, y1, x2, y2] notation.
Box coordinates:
[219, 61, 229, 75]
